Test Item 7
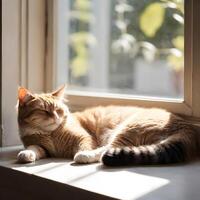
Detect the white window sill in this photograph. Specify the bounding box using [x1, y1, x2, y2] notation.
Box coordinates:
[1, 146, 200, 200]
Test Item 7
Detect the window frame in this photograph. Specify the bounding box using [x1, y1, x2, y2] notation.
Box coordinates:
[2, 0, 45, 146]
[46, 0, 200, 118]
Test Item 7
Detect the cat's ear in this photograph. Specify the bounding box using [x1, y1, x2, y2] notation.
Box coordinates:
[51, 85, 66, 99]
[18, 87, 33, 105]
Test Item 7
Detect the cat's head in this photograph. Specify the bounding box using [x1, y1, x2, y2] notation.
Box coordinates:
[17, 85, 69, 132]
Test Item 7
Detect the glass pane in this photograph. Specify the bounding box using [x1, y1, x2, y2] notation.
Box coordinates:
[56, 0, 184, 99]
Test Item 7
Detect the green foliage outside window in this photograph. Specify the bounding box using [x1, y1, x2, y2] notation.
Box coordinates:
[69, 0, 184, 79]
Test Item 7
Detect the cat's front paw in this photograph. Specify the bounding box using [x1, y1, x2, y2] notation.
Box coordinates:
[17, 150, 36, 163]
[74, 151, 98, 164]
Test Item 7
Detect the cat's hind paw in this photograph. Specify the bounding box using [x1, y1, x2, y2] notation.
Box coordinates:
[17, 150, 36, 163]
[74, 151, 98, 164]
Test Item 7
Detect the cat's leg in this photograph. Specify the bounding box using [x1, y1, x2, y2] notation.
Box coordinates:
[74, 146, 107, 164]
[76, 115, 136, 165]
[73, 133, 106, 164]
[17, 145, 47, 163]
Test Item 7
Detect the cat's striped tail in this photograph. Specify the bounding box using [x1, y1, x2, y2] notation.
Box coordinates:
[101, 141, 187, 166]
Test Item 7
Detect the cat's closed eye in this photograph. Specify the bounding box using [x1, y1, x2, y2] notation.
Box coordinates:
[30, 109, 53, 119]
[44, 110, 51, 115]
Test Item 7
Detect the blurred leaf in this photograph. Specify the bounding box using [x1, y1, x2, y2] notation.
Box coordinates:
[162, 2, 177, 9]
[71, 56, 89, 77]
[173, 0, 184, 13]
[167, 54, 183, 71]
[160, 0, 184, 13]
[73, 45, 88, 57]
[115, 3, 133, 13]
[112, 34, 136, 54]
[115, 20, 127, 31]
[140, 41, 157, 51]
[70, 11, 94, 23]
[172, 36, 184, 50]
[74, 0, 91, 11]
[169, 48, 182, 56]
[70, 32, 96, 46]
[173, 13, 184, 24]
[140, 42, 157, 62]
[167, 45, 183, 71]
[178, 4, 184, 14]
[140, 3, 165, 38]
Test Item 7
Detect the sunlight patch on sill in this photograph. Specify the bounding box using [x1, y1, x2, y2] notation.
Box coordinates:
[13, 160, 170, 200]
[13, 160, 99, 183]
[68, 170, 170, 200]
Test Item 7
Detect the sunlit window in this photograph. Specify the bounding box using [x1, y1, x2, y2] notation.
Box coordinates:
[56, 0, 184, 99]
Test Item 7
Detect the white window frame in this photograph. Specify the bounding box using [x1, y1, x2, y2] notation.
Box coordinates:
[1, 0, 200, 147]
[2, 0, 46, 146]
[46, 0, 200, 118]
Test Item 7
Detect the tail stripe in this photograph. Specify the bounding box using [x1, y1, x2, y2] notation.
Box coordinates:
[138, 146, 150, 164]
[161, 142, 185, 163]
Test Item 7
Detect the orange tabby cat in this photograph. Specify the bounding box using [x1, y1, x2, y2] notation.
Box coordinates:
[17, 86, 200, 166]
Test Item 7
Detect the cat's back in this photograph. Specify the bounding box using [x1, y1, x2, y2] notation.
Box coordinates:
[74, 105, 143, 122]
[76, 105, 171, 120]
[74, 105, 174, 132]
